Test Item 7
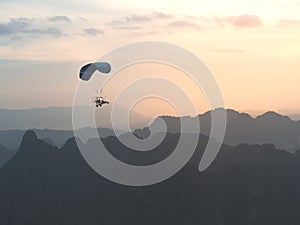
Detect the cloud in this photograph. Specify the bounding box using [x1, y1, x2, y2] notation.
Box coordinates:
[278, 19, 300, 27]
[0, 17, 64, 38]
[107, 20, 123, 26]
[115, 26, 140, 30]
[200, 14, 262, 28]
[10, 36, 23, 41]
[229, 15, 262, 28]
[107, 12, 173, 30]
[107, 20, 141, 30]
[125, 12, 172, 22]
[168, 20, 200, 29]
[126, 14, 150, 22]
[21, 28, 62, 37]
[0, 18, 31, 35]
[153, 12, 173, 19]
[0, 15, 71, 36]
[83, 28, 104, 36]
[47, 15, 71, 22]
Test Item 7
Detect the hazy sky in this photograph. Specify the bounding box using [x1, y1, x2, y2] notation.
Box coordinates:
[0, 0, 300, 117]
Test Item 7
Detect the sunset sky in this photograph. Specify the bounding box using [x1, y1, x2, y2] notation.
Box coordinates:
[0, 0, 300, 118]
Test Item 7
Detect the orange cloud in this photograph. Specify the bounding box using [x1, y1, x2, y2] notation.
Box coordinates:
[227, 15, 262, 28]
[200, 15, 262, 28]
[168, 20, 200, 29]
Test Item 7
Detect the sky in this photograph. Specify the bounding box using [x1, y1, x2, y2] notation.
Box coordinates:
[0, 0, 300, 118]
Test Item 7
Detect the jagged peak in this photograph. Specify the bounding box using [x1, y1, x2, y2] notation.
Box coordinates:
[256, 111, 291, 121]
[62, 137, 81, 149]
[59, 137, 85, 158]
[260, 111, 281, 117]
[22, 130, 38, 143]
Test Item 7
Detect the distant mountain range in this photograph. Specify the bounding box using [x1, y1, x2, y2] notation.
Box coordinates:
[0, 128, 127, 150]
[0, 106, 150, 130]
[1, 108, 300, 152]
[135, 108, 300, 152]
[1, 130, 300, 225]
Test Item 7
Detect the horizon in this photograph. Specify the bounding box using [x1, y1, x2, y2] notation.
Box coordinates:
[0, 106, 299, 123]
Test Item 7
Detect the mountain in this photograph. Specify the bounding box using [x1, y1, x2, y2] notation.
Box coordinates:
[0, 144, 14, 167]
[0, 127, 127, 150]
[0, 106, 150, 130]
[289, 113, 300, 121]
[135, 108, 300, 152]
[1, 108, 300, 152]
[0, 130, 300, 224]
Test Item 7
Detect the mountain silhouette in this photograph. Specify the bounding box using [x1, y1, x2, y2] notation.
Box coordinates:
[0, 106, 150, 130]
[2, 109, 300, 153]
[0, 143, 14, 167]
[1, 130, 300, 224]
[135, 108, 300, 152]
[0, 127, 127, 150]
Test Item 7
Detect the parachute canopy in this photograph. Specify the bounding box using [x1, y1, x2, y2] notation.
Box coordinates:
[79, 62, 111, 81]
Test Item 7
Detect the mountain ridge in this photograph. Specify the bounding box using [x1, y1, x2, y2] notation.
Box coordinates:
[1, 130, 300, 224]
[135, 108, 300, 152]
[1, 108, 300, 152]
[0, 105, 151, 131]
